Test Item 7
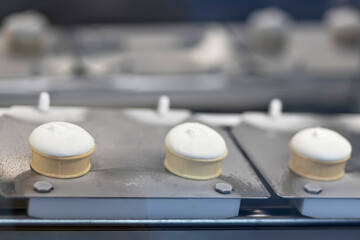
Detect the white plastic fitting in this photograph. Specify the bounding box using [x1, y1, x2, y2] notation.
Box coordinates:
[38, 92, 50, 112]
[157, 95, 170, 117]
[268, 98, 283, 118]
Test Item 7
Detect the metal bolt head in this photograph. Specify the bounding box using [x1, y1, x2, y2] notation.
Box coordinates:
[34, 181, 53, 193]
[304, 183, 322, 194]
[215, 182, 233, 194]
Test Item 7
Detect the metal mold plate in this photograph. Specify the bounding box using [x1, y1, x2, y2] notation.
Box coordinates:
[0, 109, 269, 199]
[232, 119, 360, 199]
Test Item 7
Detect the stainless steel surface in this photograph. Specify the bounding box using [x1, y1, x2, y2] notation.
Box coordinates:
[0, 74, 355, 113]
[2, 230, 360, 240]
[1, 208, 360, 229]
[232, 120, 360, 198]
[0, 109, 269, 199]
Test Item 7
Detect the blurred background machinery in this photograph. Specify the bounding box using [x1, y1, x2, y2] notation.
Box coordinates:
[0, 1, 359, 113]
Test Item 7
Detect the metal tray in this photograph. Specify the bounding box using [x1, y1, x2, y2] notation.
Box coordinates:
[0, 108, 269, 199]
[232, 117, 360, 199]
